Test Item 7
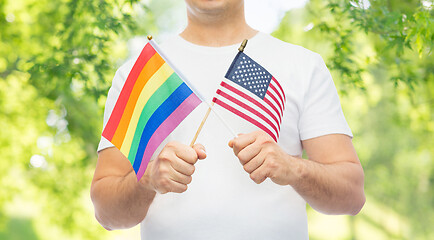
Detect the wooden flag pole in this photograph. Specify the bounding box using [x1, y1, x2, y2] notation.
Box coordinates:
[189, 39, 248, 147]
[190, 102, 214, 147]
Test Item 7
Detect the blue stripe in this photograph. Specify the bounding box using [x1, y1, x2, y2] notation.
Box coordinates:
[133, 83, 193, 172]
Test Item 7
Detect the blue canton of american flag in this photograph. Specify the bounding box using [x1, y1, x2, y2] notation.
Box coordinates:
[213, 51, 286, 141]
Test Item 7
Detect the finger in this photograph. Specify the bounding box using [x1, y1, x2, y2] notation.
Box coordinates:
[250, 165, 269, 184]
[170, 158, 195, 176]
[167, 180, 188, 194]
[242, 152, 266, 174]
[228, 133, 245, 147]
[154, 178, 187, 194]
[237, 143, 261, 165]
[230, 134, 256, 156]
[169, 168, 193, 185]
[192, 143, 207, 160]
[172, 144, 198, 165]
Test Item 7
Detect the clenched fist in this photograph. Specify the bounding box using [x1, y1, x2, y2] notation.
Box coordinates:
[148, 141, 206, 194]
[229, 130, 301, 185]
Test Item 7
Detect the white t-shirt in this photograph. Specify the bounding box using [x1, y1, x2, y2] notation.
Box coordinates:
[98, 32, 352, 240]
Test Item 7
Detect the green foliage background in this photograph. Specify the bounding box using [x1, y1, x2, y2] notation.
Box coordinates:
[0, 0, 432, 239]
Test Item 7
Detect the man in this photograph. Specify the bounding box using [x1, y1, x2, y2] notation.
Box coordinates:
[91, 0, 365, 239]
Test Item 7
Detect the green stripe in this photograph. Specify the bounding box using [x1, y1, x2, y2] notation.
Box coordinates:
[127, 73, 183, 163]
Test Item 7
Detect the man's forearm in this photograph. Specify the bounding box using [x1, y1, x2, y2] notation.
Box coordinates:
[228, 131, 365, 215]
[291, 157, 365, 215]
[91, 170, 156, 230]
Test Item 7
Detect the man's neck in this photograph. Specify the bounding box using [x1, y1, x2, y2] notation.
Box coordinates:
[180, 6, 258, 47]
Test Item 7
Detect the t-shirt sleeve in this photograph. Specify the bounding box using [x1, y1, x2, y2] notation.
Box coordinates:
[97, 68, 127, 152]
[298, 54, 352, 140]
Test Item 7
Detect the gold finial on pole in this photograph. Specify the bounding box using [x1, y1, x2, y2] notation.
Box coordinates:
[238, 39, 248, 52]
[147, 35, 153, 40]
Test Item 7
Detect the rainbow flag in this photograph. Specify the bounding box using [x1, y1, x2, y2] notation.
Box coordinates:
[102, 39, 202, 181]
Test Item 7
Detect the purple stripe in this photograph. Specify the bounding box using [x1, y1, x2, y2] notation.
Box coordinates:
[136, 93, 201, 180]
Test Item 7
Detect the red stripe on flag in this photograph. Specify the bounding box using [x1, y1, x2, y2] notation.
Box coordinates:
[102, 44, 156, 141]
[263, 96, 282, 121]
[216, 90, 279, 135]
[213, 98, 277, 141]
[272, 77, 286, 101]
[267, 89, 284, 115]
[220, 81, 281, 125]
[269, 83, 285, 110]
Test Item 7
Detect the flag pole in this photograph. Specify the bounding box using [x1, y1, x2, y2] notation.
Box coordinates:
[189, 39, 249, 146]
[189, 102, 214, 146]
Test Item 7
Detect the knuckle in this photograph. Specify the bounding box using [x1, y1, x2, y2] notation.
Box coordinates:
[266, 159, 278, 169]
[250, 171, 265, 184]
[232, 149, 239, 157]
[181, 150, 197, 164]
[252, 178, 261, 184]
[243, 164, 252, 173]
[238, 156, 248, 165]
[186, 176, 192, 184]
[190, 155, 198, 164]
[268, 170, 277, 179]
[260, 134, 274, 144]
[158, 178, 170, 189]
[175, 184, 188, 193]
[262, 142, 273, 150]
[232, 140, 240, 149]
[237, 152, 249, 164]
[250, 173, 258, 182]
[158, 151, 171, 161]
[187, 165, 195, 175]
[158, 166, 169, 175]
[263, 146, 276, 156]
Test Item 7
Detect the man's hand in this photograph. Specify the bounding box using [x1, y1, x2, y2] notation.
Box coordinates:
[229, 130, 365, 215]
[228, 130, 299, 185]
[149, 141, 207, 194]
[90, 142, 206, 230]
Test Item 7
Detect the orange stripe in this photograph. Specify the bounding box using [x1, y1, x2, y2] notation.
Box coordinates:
[111, 53, 165, 147]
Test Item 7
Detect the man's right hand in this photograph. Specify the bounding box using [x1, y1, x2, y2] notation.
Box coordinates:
[149, 141, 206, 194]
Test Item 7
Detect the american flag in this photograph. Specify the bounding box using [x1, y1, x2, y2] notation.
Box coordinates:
[213, 52, 286, 141]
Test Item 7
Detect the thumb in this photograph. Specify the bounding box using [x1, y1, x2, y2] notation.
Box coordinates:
[228, 133, 244, 148]
[192, 144, 207, 160]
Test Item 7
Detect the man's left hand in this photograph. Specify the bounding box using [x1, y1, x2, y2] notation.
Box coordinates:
[228, 130, 301, 185]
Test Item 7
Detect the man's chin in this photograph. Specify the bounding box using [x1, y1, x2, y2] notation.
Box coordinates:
[186, 0, 240, 15]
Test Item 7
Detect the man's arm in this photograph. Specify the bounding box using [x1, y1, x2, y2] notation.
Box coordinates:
[229, 131, 365, 215]
[296, 134, 365, 215]
[90, 148, 155, 230]
[90, 142, 206, 230]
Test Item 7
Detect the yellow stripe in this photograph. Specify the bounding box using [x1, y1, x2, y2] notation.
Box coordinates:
[119, 63, 174, 155]
[111, 53, 164, 147]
